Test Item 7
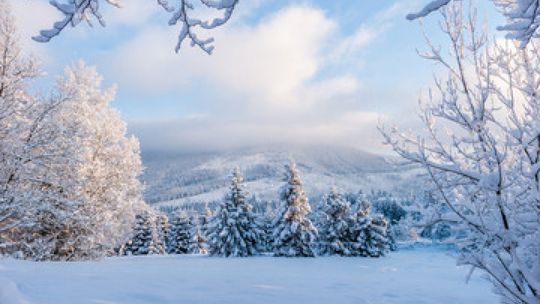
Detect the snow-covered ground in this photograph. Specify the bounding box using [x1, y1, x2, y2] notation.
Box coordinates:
[0, 246, 497, 304]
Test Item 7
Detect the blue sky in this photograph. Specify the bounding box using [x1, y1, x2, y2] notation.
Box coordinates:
[9, 0, 501, 153]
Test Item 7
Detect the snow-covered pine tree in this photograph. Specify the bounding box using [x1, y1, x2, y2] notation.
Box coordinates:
[124, 211, 165, 256]
[272, 162, 317, 257]
[318, 188, 352, 256]
[168, 211, 196, 254]
[349, 199, 372, 257]
[199, 203, 212, 236]
[205, 168, 262, 257]
[155, 213, 169, 253]
[259, 207, 276, 253]
[363, 215, 389, 258]
[190, 225, 207, 254]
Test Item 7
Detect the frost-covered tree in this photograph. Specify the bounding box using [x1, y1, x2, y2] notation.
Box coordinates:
[122, 210, 165, 256]
[0, 1, 41, 255]
[272, 162, 317, 257]
[35, 0, 239, 54]
[318, 188, 352, 256]
[30, 61, 145, 260]
[168, 211, 196, 254]
[346, 198, 389, 257]
[370, 191, 407, 250]
[409, 0, 540, 47]
[191, 226, 207, 254]
[381, 2, 540, 302]
[205, 168, 262, 257]
[361, 215, 389, 258]
[156, 213, 169, 252]
[4, 61, 144, 260]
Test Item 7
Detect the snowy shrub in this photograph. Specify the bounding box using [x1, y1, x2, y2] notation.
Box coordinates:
[272, 162, 318, 257]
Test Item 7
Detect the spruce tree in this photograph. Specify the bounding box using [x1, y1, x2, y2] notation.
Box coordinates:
[318, 188, 352, 256]
[123, 211, 165, 255]
[199, 204, 212, 240]
[168, 212, 196, 254]
[348, 199, 371, 256]
[349, 200, 389, 257]
[190, 226, 207, 254]
[156, 213, 169, 253]
[272, 162, 317, 257]
[363, 215, 389, 257]
[205, 168, 263, 257]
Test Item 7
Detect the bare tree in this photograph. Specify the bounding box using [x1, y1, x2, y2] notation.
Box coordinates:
[381, 2, 540, 303]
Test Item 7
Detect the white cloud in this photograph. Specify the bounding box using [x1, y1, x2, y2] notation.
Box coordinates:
[8, 0, 58, 59]
[5, 0, 420, 153]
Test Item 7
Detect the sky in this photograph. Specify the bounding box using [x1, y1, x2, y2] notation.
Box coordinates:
[8, 0, 500, 154]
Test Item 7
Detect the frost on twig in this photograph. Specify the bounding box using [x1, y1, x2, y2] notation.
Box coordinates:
[33, 0, 239, 54]
[408, 0, 540, 47]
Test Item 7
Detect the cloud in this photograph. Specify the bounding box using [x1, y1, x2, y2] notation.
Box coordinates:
[96, 3, 404, 152]
[116, 4, 397, 152]
[8, 0, 58, 59]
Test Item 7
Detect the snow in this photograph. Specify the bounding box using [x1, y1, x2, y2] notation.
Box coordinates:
[0, 246, 497, 304]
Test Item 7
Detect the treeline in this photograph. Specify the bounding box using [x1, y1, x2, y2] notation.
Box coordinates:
[119, 163, 394, 258]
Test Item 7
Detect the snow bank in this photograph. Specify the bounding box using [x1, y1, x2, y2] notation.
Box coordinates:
[1, 247, 497, 304]
[0, 277, 30, 304]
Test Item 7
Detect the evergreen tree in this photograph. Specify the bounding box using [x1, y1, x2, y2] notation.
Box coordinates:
[205, 168, 262, 257]
[260, 207, 275, 253]
[348, 199, 372, 256]
[123, 211, 165, 256]
[318, 188, 352, 256]
[155, 213, 169, 253]
[363, 215, 389, 257]
[168, 211, 196, 254]
[349, 200, 389, 257]
[190, 225, 207, 254]
[272, 162, 317, 257]
[199, 204, 212, 237]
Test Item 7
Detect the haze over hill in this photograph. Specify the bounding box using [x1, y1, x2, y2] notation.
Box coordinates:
[141, 144, 418, 207]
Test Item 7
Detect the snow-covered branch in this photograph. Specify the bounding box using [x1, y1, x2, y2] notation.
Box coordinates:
[33, 0, 239, 54]
[409, 0, 540, 47]
[383, 2, 540, 303]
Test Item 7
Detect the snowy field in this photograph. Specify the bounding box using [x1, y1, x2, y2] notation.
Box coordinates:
[0, 246, 496, 304]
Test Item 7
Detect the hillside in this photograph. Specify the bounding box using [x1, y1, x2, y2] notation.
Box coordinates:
[141, 145, 418, 207]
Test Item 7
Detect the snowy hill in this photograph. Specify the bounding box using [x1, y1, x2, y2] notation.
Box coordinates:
[141, 145, 419, 207]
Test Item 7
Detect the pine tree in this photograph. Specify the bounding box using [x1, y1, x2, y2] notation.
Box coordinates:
[190, 226, 207, 254]
[318, 188, 352, 256]
[199, 204, 212, 239]
[123, 211, 165, 256]
[272, 162, 317, 257]
[168, 211, 196, 254]
[349, 200, 389, 257]
[364, 215, 389, 257]
[348, 199, 372, 256]
[155, 213, 169, 253]
[205, 168, 262, 257]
